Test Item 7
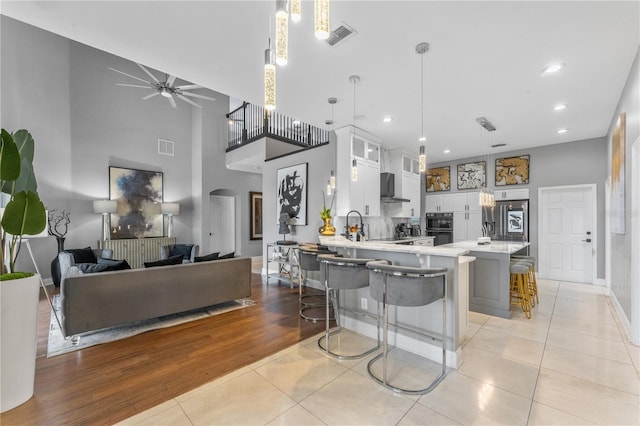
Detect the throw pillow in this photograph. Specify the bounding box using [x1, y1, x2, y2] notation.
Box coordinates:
[76, 263, 111, 274]
[97, 258, 132, 271]
[169, 244, 194, 261]
[194, 252, 220, 263]
[64, 247, 97, 264]
[144, 254, 184, 268]
[218, 251, 235, 259]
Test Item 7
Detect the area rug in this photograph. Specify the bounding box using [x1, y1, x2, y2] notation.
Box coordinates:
[47, 294, 257, 357]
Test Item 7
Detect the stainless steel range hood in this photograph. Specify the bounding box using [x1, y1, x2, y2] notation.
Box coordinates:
[380, 172, 410, 203]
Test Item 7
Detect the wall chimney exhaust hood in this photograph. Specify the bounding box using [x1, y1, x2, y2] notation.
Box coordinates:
[380, 172, 410, 203]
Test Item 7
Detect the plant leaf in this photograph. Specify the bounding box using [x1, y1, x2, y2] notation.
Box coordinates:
[0, 129, 21, 182]
[2, 191, 46, 235]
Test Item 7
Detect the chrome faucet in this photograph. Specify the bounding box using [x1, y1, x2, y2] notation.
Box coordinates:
[344, 210, 365, 241]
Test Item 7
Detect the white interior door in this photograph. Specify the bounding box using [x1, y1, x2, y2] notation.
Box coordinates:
[539, 185, 595, 283]
[210, 195, 235, 255]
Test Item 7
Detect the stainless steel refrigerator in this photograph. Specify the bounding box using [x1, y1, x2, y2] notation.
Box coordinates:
[482, 199, 529, 242]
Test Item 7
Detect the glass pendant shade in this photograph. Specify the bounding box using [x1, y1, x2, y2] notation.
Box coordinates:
[264, 46, 276, 111]
[291, 0, 301, 22]
[330, 170, 335, 188]
[275, 1, 288, 66]
[326, 180, 332, 196]
[351, 159, 358, 181]
[418, 145, 426, 172]
[314, 0, 330, 40]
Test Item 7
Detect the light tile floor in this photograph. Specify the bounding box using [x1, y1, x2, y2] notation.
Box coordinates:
[117, 279, 640, 425]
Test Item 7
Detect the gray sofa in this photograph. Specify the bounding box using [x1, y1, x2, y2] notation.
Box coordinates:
[60, 257, 252, 337]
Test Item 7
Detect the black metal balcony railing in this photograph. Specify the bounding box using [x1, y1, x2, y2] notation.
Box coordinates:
[226, 102, 329, 151]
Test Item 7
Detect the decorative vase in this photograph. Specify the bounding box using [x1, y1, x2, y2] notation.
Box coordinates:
[51, 237, 66, 287]
[0, 274, 40, 412]
[319, 217, 336, 236]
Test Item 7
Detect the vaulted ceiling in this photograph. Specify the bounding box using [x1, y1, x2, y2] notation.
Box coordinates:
[2, 1, 638, 162]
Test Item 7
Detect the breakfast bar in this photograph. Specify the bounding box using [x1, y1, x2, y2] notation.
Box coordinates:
[318, 236, 474, 367]
[440, 240, 530, 319]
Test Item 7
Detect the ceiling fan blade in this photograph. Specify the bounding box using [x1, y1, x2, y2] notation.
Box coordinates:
[166, 75, 177, 86]
[108, 67, 151, 85]
[136, 63, 160, 84]
[181, 92, 216, 102]
[175, 84, 202, 90]
[168, 96, 177, 108]
[176, 93, 202, 108]
[142, 92, 160, 100]
[116, 83, 152, 89]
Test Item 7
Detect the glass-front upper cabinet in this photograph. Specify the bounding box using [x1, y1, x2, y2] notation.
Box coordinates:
[352, 135, 380, 164]
[402, 153, 419, 175]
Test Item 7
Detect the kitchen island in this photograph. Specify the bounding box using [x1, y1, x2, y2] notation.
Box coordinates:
[441, 240, 530, 319]
[318, 236, 474, 367]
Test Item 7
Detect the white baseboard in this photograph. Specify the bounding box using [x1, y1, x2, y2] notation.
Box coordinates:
[608, 289, 633, 343]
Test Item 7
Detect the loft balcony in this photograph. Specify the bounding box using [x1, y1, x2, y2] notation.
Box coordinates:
[225, 102, 329, 173]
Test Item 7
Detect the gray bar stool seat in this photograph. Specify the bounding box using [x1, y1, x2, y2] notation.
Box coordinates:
[366, 260, 448, 395]
[317, 255, 382, 360]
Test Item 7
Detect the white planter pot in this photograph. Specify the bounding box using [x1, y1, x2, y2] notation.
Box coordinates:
[0, 274, 40, 413]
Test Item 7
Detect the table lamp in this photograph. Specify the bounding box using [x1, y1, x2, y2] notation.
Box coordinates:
[93, 200, 117, 240]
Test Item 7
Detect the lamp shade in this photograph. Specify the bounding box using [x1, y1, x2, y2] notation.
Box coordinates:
[93, 200, 117, 214]
[161, 202, 180, 215]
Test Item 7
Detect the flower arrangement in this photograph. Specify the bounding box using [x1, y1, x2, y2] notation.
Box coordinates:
[321, 190, 335, 220]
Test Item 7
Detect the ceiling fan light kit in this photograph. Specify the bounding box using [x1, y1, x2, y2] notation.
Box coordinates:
[110, 62, 215, 109]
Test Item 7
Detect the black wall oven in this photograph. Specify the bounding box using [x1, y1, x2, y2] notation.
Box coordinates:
[426, 212, 453, 246]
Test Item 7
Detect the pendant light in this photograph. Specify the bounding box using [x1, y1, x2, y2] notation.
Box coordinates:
[314, 0, 330, 40]
[416, 42, 429, 172]
[326, 179, 332, 196]
[291, 0, 301, 23]
[264, 39, 276, 111]
[349, 75, 360, 181]
[275, 0, 288, 66]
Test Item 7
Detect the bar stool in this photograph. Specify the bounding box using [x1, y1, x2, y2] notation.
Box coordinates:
[298, 246, 336, 322]
[512, 255, 538, 306]
[510, 262, 532, 319]
[365, 260, 448, 395]
[317, 255, 381, 360]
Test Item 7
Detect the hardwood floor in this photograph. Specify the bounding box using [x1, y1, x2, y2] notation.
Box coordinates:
[1, 272, 327, 425]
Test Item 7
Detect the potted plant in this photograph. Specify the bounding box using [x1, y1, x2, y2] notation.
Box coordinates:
[319, 190, 336, 236]
[0, 128, 47, 413]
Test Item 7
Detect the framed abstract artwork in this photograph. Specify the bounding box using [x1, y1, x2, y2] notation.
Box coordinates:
[426, 166, 451, 192]
[249, 191, 263, 240]
[457, 161, 486, 190]
[611, 112, 626, 234]
[276, 163, 307, 226]
[109, 166, 163, 239]
[495, 155, 530, 186]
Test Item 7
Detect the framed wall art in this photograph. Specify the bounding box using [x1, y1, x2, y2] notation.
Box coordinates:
[276, 163, 307, 226]
[457, 161, 486, 190]
[495, 155, 530, 186]
[249, 191, 263, 240]
[109, 166, 163, 239]
[611, 112, 626, 234]
[426, 166, 451, 192]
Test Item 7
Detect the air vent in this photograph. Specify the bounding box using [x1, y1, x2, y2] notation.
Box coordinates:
[326, 23, 357, 47]
[476, 116, 496, 132]
[158, 138, 175, 156]
[491, 143, 507, 148]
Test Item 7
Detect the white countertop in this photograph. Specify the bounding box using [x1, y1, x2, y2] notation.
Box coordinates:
[440, 240, 530, 254]
[318, 235, 468, 257]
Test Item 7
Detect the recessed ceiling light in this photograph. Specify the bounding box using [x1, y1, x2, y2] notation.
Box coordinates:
[541, 63, 565, 75]
[383, 116, 392, 123]
[553, 104, 567, 111]
[557, 128, 569, 134]
[418, 136, 426, 142]
[443, 149, 450, 154]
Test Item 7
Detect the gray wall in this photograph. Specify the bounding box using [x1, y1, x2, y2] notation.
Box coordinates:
[608, 46, 640, 335]
[427, 137, 608, 279]
[1, 16, 262, 278]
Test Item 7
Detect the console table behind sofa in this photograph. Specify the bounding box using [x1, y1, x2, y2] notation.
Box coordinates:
[98, 237, 176, 269]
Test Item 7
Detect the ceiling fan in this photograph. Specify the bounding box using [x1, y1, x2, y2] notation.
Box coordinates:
[109, 63, 215, 108]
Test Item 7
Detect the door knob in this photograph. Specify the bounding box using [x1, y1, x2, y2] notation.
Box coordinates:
[582, 238, 592, 242]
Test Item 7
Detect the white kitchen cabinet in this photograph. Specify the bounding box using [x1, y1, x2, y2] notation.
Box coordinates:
[335, 127, 381, 216]
[453, 210, 482, 242]
[453, 192, 480, 212]
[494, 188, 529, 201]
[425, 193, 454, 213]
[389, 150, 421, 217]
